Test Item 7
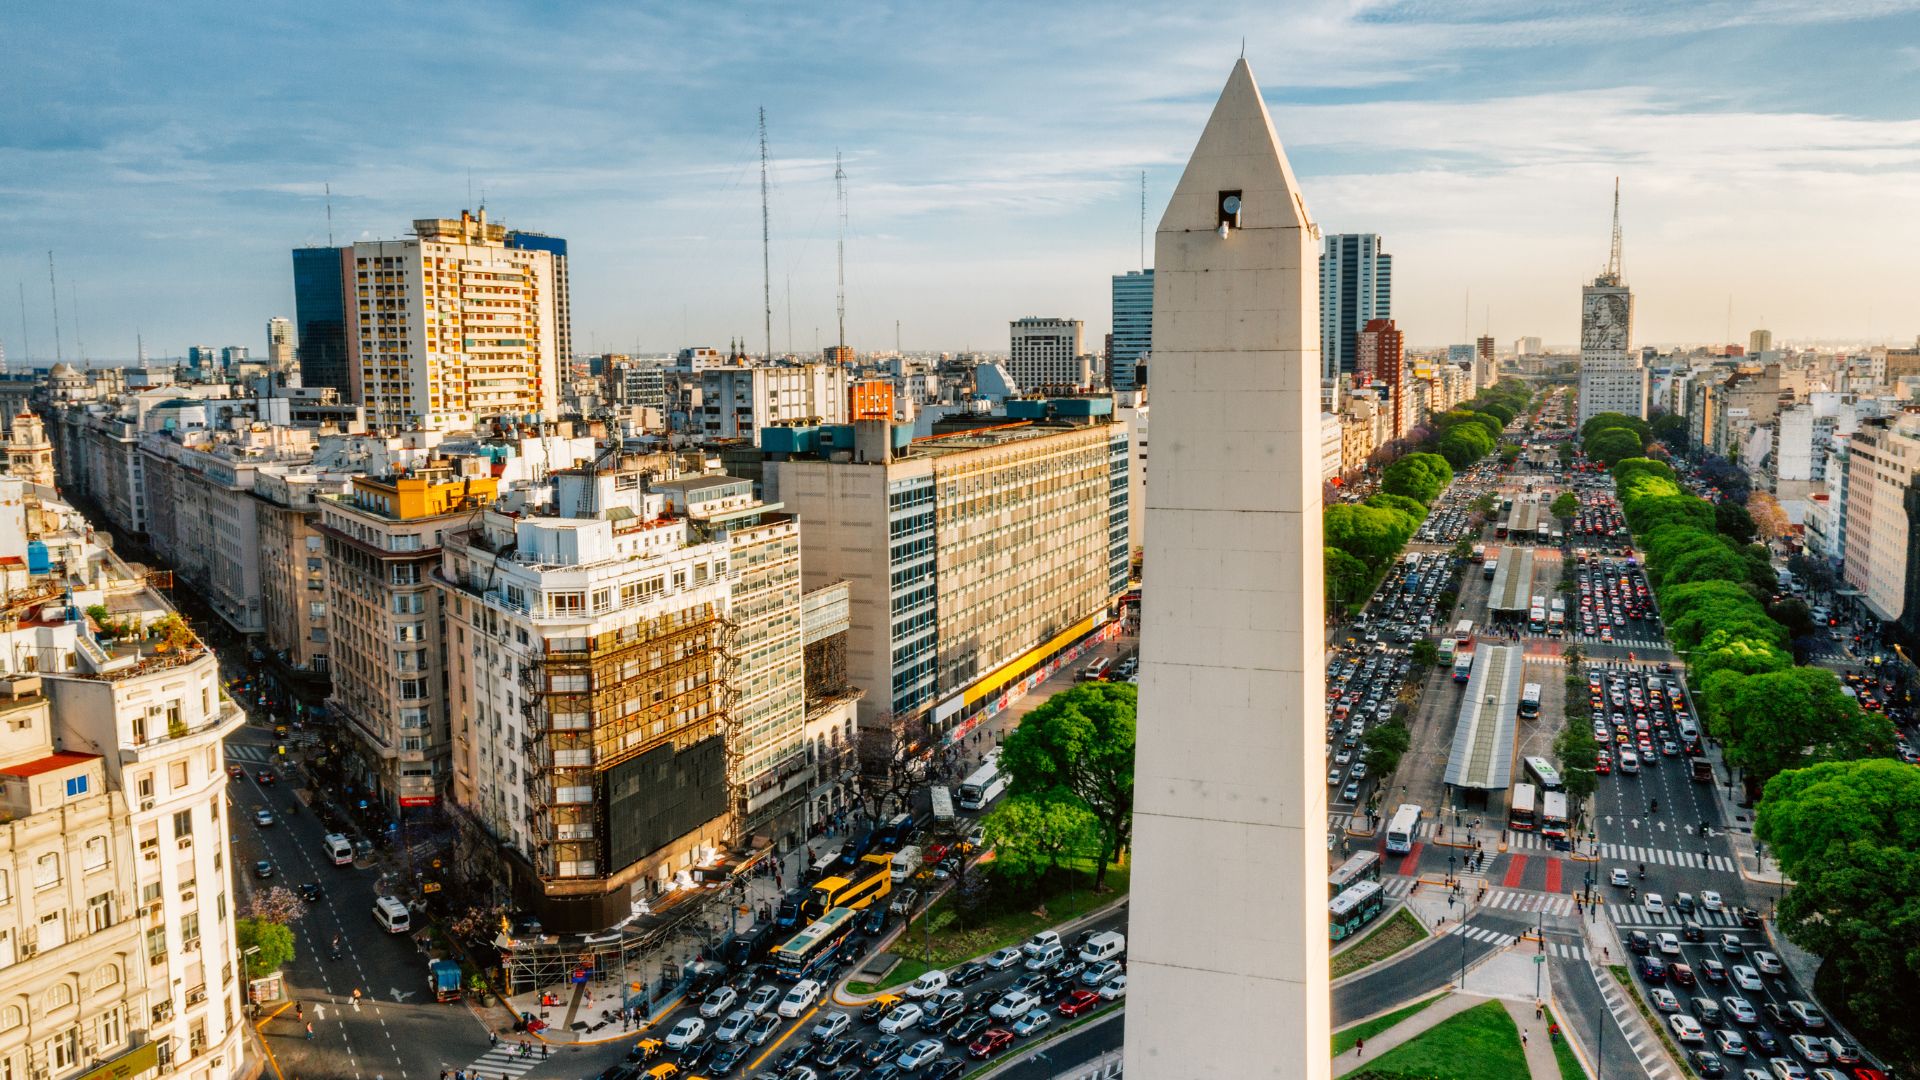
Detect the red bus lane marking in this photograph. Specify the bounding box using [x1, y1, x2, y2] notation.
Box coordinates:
[1503, 854, 1528, 889]
[1396, 842, 1423, 875]
[1544, 856, 1563, 893]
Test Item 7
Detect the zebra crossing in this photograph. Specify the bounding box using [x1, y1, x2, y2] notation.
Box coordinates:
[1607, 904, 1749, 929]
[1545, 940, 1590, 961]
[1569, 631, 1667, 651]
[1443, 921, 1518, 948]
[460, 1043, 546, 1080]
[1504, 832, 1737, 872]
[1478, 888, 1578, 917]
[1592, 963, 1675, 1079]
[226, 743, 272, 764]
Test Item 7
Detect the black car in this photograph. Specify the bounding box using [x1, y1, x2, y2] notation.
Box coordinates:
[773, 1044, 810, 1072]
[923, 1061, 965, 1080]
[963, 988, 999, 1015]
[1010, 973, 1047, 996]
[1734, 907, 1763, 929]
[826, 1068, 862, 1080]
[297, 881, 323, 901]
[1626, 930, 1651, 955]
[1690, 1049, 1726, 1078]
[1748, 1027, 1779, 1054]
[946, 1014, 991, 1043]
[948, 961, 988, 987]
[1762, 1002, 1793, 1030]
[862, 1035, 903, 1066]
[707, 1045, 747, 1077]
[867, 1066, 907, 1080]
[813, 1037, 856, 1067]
[1681, 920, 1705, 943]
[678, 1037, 717, 1069]
[858, 907, 888, 937]
[1068, 928, 1099, 954]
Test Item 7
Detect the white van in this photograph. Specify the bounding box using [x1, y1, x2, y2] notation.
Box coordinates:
[904, 969, 949, 999]
[777, 979, 822, 1018]
[889, 846, 922, 883]
[323, 833, 354, 866]
[1078, 930, 1126, 965]
[372, 896, 411, 933]
[1022, 929, 1061, 958]
[1619, 749, 1640, 774]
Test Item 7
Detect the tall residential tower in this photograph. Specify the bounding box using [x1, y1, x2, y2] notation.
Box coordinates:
[1319, 233, 1391, 381]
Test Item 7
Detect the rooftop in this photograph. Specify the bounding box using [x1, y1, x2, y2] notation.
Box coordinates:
[0, 750, 99, 778]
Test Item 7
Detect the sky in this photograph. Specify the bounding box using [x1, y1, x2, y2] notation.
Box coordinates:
[4, 0, 1920, 364]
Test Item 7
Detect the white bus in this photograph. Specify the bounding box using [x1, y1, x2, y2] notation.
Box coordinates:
[1541, 791, 1571, 840]
[956, 758, 1006, 811]
[1452, 620, 1474, 645]
[1509, 782, 1538, 831]
[1437, 638, 1458, 666]
[1452, 651, 1474, 683]
[1385, 804, 1423, 854]
[1518, 683, 1542, 719]
[1079, 656, 1111, 681]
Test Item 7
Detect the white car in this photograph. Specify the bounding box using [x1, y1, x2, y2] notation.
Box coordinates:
[1731, 965, 1763, 991]
[1723, 996, 1757, 1025]
[1643, 893, 1666, 915]
[898, 1039, 944, 1069]
[877, 1002, 924, 1034]
[1350, 761, 1370, 779]
[1650, 988, 1680, 1012]
[1022, 930, 1061, 957]
[990, 991, 1038, 1020]
[1669, 1013, 1704, 1044]
[665, 1016, 706, 1050]
[699, 985, 738, 1018]
[1788, 1036, 1829, 1064]
[1752, 951, 1783, 976]
[778, 979, 822, 1018]
[984, 947, 1023, 970]
[1327, 769, 1342, 786]
[1768, 1059, 1809, 1080]
[743, 983, 779, 1015]
[1700, 890, 1725, 911]
[1610, 867, 1631, 887]
[1097, 974, 1127, 1001]
[1658, 932, 1681, 956]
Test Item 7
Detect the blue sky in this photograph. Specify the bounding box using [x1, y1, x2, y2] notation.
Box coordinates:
[4, 0, 1920, 363]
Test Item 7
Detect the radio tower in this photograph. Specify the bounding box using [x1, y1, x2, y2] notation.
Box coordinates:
[835, 150, 847, 358]
[759, 107, 774, 363]
[1604, 177, 1624, 285]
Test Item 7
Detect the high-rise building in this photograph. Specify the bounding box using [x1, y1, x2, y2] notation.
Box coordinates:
[219, 345, 247, 370]
[345, 211, 561, 430]
[1750, 328, 1774, 356]
[1006, 317, 1087, 392]
[1110, 270, 1153, 393]
[1319, 233, 1391, 380]
[267, 316, 295, 369]
[1129, 60, 1328, 1079]
[292, 246, 352, 396]
[5, 410, 54, 486]
[821, 345, 853, 365]
[504, 230, 572, 366]
[697, 364, 850, 443]
[1514, 336, 1543, 356]
[1842, 414, 1920, 623]
[1578, 184, 1645, 425]
[1355, 318, 1405, 439]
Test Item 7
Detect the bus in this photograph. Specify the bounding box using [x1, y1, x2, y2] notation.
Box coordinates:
[1329, 881, 1386, 941]
[1079, 656, 1111, 681]
[1385, 804, 1423, 854]
[956, 754, 1006, 811]
[1328, 850, 1382, 898]
[1518, 683, 1542, 719]
[770, 907, 858, 981]
[1452, 651, 1474, 683]
[1524, 756, 1564, 791]
[1436, 638, 1457, 666]
[1453, 620, 1474, 646]
[1509, 782, 1538, 831]
[1471, 544, 1486, 563]
[1541, 791, 1571, 841]
[1528, 605, 1547, 632]
[1483, 558, 1497, 580]
[805, 854, 893, 919]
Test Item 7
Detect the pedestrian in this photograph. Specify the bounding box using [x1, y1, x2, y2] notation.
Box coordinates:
[541, 1043, 549, 1059]
[1355, 1036, 1364, 1057]
[1535, 1001, 1543, 1019]
[296, 1002, 304, 1021]
[305, 1022, 314, 1040]
[1521, 1031, 1529, 1049]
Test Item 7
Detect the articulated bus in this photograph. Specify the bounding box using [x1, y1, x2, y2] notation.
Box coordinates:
[1329, 880, 1386, 941]
[1509, 782, 1538, 831]
[1541, 791, 1571, 841]
[1518, 683, 1542, 719]
[1385, 804, 1423, 854]
[1524, 755, 1565, 791]
[804, 854, 893, 920]
[1452, 651, 1474, 683]
[1328, 850, 1382, 898]
[956, 754, 1006, 811]
[770, 907, 859, 982]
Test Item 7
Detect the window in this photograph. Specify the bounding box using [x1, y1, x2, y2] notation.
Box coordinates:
[43, 983, 71, 1010]
[395, 623, 424, 642]
[173, 809, 193, 840]
[83, 836, 107, 871]
[33, 853, 58, 890]
[180, 912, 199, 951]
[98, 1007, 122, 1049]
[170, 761, 188, 790]
[88, 893, 112, 933]
[548, 590, 585, 614]
[136, 773, 153, 801]
[0, 1005, 17, 1030]
[64, 774, 88, 798]
[0, 870, 9, 904]
[391, 564, 420, 585]
[93, 962, 120, 991]
[398, 678, 428, 700]
[46, 1029, 77, 1071]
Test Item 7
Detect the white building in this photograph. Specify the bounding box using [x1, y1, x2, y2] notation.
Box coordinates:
[1007, 318, 1089, 392]
[1320, 412, 1343, 482]
[698, 365, 850, 443]
[1577, 187, 1645, 425]
[1842, 414, 1920, 623]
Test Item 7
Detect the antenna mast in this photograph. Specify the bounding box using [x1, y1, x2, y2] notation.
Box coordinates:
[47, 252, 62, 364]
[1606, 177, 1623, 283]
[759, 107, 774, 363]
[1139, 170, 1147, 270]
[17, 283, 31, 367]
[835, 150, 847, 357]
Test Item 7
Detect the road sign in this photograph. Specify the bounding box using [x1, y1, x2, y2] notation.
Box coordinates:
[1534, 955, 1545, 964]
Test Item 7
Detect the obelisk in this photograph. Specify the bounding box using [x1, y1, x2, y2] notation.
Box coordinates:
[1126, 59, 1328, 1078]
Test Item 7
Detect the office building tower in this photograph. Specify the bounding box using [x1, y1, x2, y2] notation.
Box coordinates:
[219, 346, 247, 370]
[267, 316, 295, 369]
[1007, 317, 1088, 392]
[187, 346, 218, 370]
[504, 230, 572, 366]
[1111, 270, 1153, 392]
[1750, 328, 1774, 356]
[1355, 318, 1406, 439]
[1515, 336, 1542, 356]
[292, 246, 352, 396]
[346, 210, 560, 430]
[1128, 59, 1329, 1079]
[1319, 233, 1391, 380]
[822, 345, 853, 365]
[1578, 183, 1645, 425]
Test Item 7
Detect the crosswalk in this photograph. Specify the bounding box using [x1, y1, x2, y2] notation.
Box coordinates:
[226, 743, 272, 764]
[1503, 832, 1737, 872]
[1607, 904, 1750, 929]
[1546, 940, 1590, 961]
[1592, 963, 1675, 1079]
[1379, 876, 1582, 920]
[1569, 631, 1667, 651]
[460, 1043, 546, 1080]
[1443, 921, 1519, 948]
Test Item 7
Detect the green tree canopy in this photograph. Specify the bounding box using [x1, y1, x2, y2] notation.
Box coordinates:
[1549, 492, 1578, 520]
[1480, 402, 1517, 427]
[1715, 500, 1757, 545]
[1362, 722, 1411, 778]
[1324, 504, 1419, 568]
[1408, 639, 1439, 670]
[1382, 453, 1454, 504]
[1325, 547, 1371, 609]
[998, 681, 1136, 887]
[237, 917, 296, 978]
[1663, 542, 1752, 588]
[981, 794, 1101, 889]
[1586, 426, 1645, 467]
[1582, 411, 1652, 443]
[1466, 411, 1505, 440]
[1437, 423, 1494, 466]
[1553, 717, 1600, 807]
[1650, 411, 1689, 447]
[1365, 492, 1430, 520]
[1711, 667, 1895, 786]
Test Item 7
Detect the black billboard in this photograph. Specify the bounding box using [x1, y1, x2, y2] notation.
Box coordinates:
[604, 734, 728, 872]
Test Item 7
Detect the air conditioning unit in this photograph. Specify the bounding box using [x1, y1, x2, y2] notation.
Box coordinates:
[139, 799, 154, 812]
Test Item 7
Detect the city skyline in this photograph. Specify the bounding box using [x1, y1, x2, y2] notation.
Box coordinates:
[6, 0, 1920, 362]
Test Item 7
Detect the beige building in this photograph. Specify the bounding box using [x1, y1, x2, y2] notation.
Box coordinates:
[1842, 413, 1920, 622]
[321, 463, 498, 813]
[252, 468, 349, 679]
[5, 413, 54, 488]
[1007, 318, 1089, 393]
[347, 211, 560, 430]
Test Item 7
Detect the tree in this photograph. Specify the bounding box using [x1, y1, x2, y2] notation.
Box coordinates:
[1437, 423, 1493, 467]
[1408, 639, 1439, 670]
[1549, 492, 1578, 521]
[1362, 722, 1411, 778]
[1650, 411, 1690, 447]
[1715, 500, 1757, 545]
[1324, 547, 1371, 610]
[1365, 492, 1430, 521]
[1748, 490, 1791, 542]
[1325, 504, 1418, 568]
[997, 682, 1135, 888]
[1585, 427, 1644, 467]
[1553, 720, 1600, 811]
[1381, 453, 1454, 504]
[243, 886, 309, 926]
[236, 917, 296, 979]
[1711, 667, 1896, 787]
[1755, 760, 1920, 1069]
[1581, 411, 1652, 444]
[981, 794, 1101, 889]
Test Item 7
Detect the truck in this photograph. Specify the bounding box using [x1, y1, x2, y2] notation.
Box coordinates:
[1690, 759, 1716, 784]
[430, 959, 463, 1002]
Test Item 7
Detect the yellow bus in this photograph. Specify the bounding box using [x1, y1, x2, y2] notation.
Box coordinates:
[805, 853, 892, 919]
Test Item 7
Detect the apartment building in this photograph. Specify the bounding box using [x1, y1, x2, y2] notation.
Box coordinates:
[764, 402, 1128, 745]
[697, 365, 850, 443]
[1007, 318, 1089, 393]
[252, 467, 350, 680]
[1842, 413, 1920, 623]
[321, 464, 497, 813]
[6, 412, 54, 488]
[344, 210, 561, 430]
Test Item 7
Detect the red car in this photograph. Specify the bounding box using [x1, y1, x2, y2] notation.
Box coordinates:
[1057, 990, 1101, 1018]
[968, 1029, 1014, 1059]
[256, 770, 276, 785]
[228, 765, 244, 780]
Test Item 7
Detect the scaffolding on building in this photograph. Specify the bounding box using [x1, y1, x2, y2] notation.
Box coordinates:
[495, 874, 748, 997]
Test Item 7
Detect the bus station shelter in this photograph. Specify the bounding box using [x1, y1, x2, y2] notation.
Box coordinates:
[1487, 548, 1536, 620]
[1444, 645, 1523, 815]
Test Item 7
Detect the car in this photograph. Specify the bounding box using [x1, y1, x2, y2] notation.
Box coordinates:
[1819, 1036, 1859, 1065]
[1644, 893, 1666, 914]
[1327, 768, 1342, 786]
[254, 808, 276, 827]
[1671, 963, 1696, 987]
[1009, 973, 1048, 996]
[664, 1018, 706, 1050]
[701, 986, 739, 1018]
[968, 1028, 1015, 1059]
[948, 961, 988, 987]
[256, 770, 277, 785]
[1764, 1003, 1795, 1030]
[945, 1013, 991, 1044]
[1651, 988, 1681, 1012]
[1350, 761, 1369, 779]
[1714, 1028, 1749, 1057]
[1786, 1000, 1825, 1030]
[1097, 975, 1127, 1001]
[1701, 890, 1725, 911]
[1054, 959, 1087, 984]
[984, 947, 1023, 970]
[1723, 996, 1757, 1025]
[716, 1010, 753, 1042]
[1684, 920, 1707, 942]
[1011, 1009, 1052, 1037]
[773, 1046, 811, 1074]
[1720, 934, 1746, 955]
[1693, 1049, 1728, 1077]
[1768, 1058, 1810, 1080]
[1082, 960, 1124, 987]
[1731, 965, 1763, 991]
[897, 1039, 944, 1069]
[1701, 959, 1728, 983]
[990, 991, 1038, 1020]
[779, 980, 823, 1018]
[1677, 892, 1697, 915]
[228, 765, 245, 780]
[858, 906, 888, 937]
[809, 1012, 850, 1042]
[1640, 956, 1668, 982]
[1058, 990, 1101, 1017]
[1341, 780, 1361, 801]
[1658, 932, 1682, 956]
[1670, 1013, 1705, 1043]
[252, 860, 274, 879]
[1734, 906, 1763, 929]
[708, 1045, 747, 1076]
[677, 1036, 717, 1069]
[1627, 930, 1652, 955]
[743, 1012, 781, 1046]
[1789, 1036, 1829, 1064]
[1022, 930, 1061, 957]
[297, 881, 323, 902]
[742, 984, 780, 1017]
[877, 1003, 924, 1035]
[861, 1035, 904, 1066]
[922, 1060, 965, 1080]
[1753, 951, 1783, 976]
[1748, 1027, 1780, 1055]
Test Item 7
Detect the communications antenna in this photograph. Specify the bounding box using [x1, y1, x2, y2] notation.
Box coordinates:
[326, 182, 334, 245]
[17, 283, 31, 367]
[835, 150, 847, 357]
[47, 252, 62, 364]
[1606, 177, 1623, 284]
[759, 107, 774, 363]
[1139, 170, 1147, 270]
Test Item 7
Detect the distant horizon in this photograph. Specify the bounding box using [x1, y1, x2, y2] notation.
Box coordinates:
[5, 2, 1920, 357]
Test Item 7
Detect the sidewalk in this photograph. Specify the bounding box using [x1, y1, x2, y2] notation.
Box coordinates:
[1501, 998, 1570, 1080]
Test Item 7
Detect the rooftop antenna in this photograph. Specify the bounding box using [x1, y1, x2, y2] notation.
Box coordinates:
[17, 283, 31, 367]
[759, 106, 774, 364]
[1139, 170, 1147, 271]
[47, 252, 62, 364]
[325, 182, 334, 246]
[1606, 177, 1623, 284]
[835, 149, 847, 358]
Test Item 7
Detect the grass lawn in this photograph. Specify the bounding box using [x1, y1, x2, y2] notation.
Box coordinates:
[878, 859, 1129, 985]
[1332, 907, 1429, 979]
[844, 956, 928, 997]
[1332, 994, 1446, 1055]
[1341, 999, 1529, 1080]
[1544, 1004, 1587, 1080]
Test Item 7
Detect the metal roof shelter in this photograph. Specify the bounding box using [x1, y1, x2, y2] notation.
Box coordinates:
[1506, 496, 1543, 538]
[1488, 547, 1536, 613]
[1444, 644, 1524, 792]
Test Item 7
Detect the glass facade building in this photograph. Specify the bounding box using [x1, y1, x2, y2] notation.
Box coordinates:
[291, 246, 351, 396]
[1110, 269, 1153, 392]
[1319, 234, 1392, 381]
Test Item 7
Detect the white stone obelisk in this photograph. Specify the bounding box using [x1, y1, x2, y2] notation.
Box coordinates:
[1126, 59, 1328, 1079]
